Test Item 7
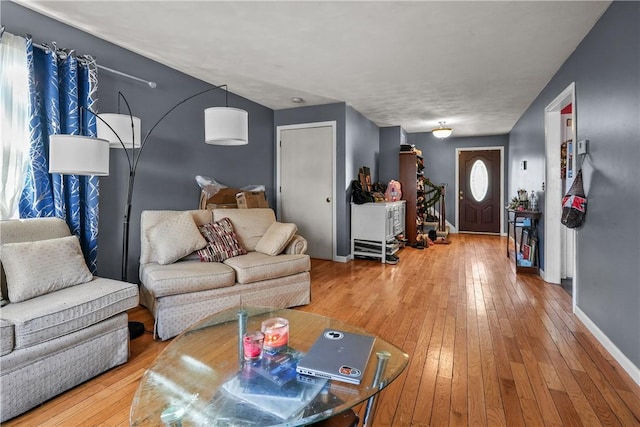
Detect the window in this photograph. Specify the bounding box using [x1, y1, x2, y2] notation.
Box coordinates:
[469, 159, 489, 202]
[0, 32, 30, 219]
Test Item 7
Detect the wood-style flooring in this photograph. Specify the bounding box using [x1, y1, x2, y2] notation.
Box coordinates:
[4, 234, 640, 426]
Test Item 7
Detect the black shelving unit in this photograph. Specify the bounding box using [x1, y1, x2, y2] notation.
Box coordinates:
[507, 209, 542, 274]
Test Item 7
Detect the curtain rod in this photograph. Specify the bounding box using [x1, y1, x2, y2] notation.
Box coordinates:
[32, 42, 157, 89]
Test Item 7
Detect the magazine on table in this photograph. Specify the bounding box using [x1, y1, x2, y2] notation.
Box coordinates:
[221, 349, 328, 419]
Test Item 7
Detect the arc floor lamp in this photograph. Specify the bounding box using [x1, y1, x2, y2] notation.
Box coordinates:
[49, 84, 248, 337]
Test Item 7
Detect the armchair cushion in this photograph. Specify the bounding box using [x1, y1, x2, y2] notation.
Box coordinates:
[1, 235, 93, 303]
[148, 211, 207, 265]
[197, 218, 247, 262]
[255, 222, 297, 256]
[0, 277, 138, 350]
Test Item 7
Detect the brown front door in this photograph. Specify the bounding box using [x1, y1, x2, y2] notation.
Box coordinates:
[459, 150, 501, 233]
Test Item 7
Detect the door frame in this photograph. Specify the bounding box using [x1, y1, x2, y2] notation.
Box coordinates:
[455, 146, 505, 235]
[544, 82, 578, 310]
[276, 121, 338, 261]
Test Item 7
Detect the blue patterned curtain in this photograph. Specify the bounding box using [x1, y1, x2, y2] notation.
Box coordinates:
[19, 38, 100, 273]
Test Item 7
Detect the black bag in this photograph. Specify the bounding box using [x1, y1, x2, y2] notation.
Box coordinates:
[561, 169, 587, 228]
[351, 180, 374, 204]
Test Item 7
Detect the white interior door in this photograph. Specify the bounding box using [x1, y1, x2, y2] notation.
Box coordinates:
[278, 125, 334, 260]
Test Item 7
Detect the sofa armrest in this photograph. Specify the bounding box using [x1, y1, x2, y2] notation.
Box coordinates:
[282, 235, 308, 255]
[0, 318, 14, 356]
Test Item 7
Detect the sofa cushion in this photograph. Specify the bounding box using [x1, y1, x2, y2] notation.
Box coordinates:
[223, 251, 310, 284]
[140, 260, 236, 298]
[140, 210, 213, 264]
[255, 222, 297, 256]
[1, 217, 71, 302]
[197, 218, 247, 262]
[0, 319, 13, 356]
[0, 277, 138, 350]
[148, 211, 207, 265]
[213, 208, 276, 251]
[1, 235, 93, 303]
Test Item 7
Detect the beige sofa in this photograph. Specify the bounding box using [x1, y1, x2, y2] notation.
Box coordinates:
[0, 217, 139, 422]
[139, 208, 311, 340]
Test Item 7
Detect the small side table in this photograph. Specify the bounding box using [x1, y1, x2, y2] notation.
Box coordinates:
[507, 209, 542, 274]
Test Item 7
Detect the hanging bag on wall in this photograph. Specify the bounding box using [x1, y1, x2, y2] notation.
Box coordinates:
[561, 169, 587, 228]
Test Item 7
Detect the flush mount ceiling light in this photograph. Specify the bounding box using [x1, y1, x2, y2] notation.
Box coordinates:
[291, 97, 304, 104]
[432, 121, 453, 139]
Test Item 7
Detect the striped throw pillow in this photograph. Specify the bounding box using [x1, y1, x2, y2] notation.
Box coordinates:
[197, 218, 247, 262]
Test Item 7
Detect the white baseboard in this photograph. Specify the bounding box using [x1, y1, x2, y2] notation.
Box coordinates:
[334, 255, 349, 263]
[574, 306, 640, 387]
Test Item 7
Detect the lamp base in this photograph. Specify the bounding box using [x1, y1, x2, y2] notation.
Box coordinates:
[128, 321, 145, 339]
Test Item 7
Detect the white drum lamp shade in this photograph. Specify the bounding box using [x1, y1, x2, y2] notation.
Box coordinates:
[48, 135, 110, 176]
[97, 113, 142, 149]
[204, 107, 248, 145]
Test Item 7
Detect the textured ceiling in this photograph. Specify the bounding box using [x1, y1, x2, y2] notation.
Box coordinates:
[14, 1, 610, 137]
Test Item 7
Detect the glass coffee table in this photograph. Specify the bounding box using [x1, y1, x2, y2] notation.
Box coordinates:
[130, 306, 409, 426]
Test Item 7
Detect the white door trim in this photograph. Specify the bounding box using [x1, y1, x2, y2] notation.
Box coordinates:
[544, 82, 578, 310]
[276, 121, 338, 261]
[455, 146, 505, 235]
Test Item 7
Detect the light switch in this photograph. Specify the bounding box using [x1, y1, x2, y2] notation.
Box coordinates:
[577, 139, 588, 155]
[520, 161, 527, 170]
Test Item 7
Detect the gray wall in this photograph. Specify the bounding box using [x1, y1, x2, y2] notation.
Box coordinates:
[2, 2, 275, 281]
[379, 126, 403, 184]
[509, 2, 640, 368]
[406, 133, 509, 230]
[345, 106, 380, 256]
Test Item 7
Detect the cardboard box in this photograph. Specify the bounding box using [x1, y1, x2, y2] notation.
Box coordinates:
[236, 191, 268, 209]
[199, 188, 241, 209]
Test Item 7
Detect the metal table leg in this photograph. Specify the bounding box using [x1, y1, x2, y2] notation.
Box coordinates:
[362, 351, 391, 426]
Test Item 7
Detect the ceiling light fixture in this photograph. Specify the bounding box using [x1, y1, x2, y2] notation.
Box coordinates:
[432, 121, 453, 139]
[291, 97, 304, 104]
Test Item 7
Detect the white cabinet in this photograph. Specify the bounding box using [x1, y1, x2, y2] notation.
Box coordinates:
[351, 201, 406, 263]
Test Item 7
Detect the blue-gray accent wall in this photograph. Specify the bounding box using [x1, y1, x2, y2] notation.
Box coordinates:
[2, 2, 275, 281]
[509, 1, 640, 369]
[407, 133, 509, 232]
[379, 126, 403, 184]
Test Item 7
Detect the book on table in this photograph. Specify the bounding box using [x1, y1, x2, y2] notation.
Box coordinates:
[221, 349, 328, 420]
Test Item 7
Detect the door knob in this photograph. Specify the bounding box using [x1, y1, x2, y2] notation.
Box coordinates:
[326, 197, 331, 203]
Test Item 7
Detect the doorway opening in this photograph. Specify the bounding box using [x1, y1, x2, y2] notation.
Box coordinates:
[544, 83, 577, 307]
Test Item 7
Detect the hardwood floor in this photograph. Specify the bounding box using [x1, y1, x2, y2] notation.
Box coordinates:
[5, 234, 640, 426]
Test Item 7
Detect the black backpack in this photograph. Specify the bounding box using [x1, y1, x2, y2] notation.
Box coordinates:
[351, 180, 374, 204]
